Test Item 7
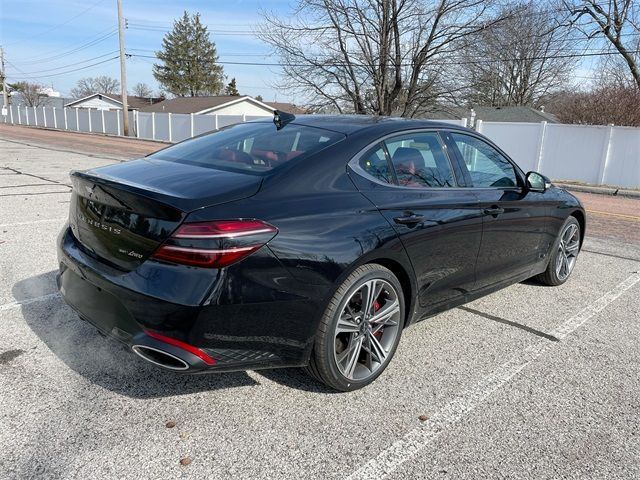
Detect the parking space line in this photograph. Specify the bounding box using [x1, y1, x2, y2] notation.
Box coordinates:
[347, 272, 640, 480]
[583, 249, 640, 263]
[1, 165, 72, 187]
[0, 218, 67, 228]
[0, 293, 61, 312]
[0, 184, 58, 189]
[0, 191, 71, 197]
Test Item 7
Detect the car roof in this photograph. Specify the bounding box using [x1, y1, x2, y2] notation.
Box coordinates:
[250, 114, 469, 135]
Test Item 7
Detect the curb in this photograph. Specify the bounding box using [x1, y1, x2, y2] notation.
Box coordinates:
[555, 182, 640, 199]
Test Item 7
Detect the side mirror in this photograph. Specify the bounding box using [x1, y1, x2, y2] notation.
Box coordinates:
[525, 171, 551, 192]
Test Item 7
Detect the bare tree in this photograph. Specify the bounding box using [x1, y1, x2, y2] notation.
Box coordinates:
[70, 76, 120, 98]
[259, 0, 505, 117]
[461, 1, 577, 106]
[12, 81, 49, 107]
[564, 0, 640, 89]
[549, 83, 640, 126]
[131, 82, 154, 97]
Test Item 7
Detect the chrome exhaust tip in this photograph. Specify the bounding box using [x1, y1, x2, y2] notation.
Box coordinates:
[132, 345, 190, 371]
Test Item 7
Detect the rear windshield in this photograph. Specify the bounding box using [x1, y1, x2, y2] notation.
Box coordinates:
[148, 122, 345, 174]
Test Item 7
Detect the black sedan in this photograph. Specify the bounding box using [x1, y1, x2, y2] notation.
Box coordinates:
[57, 113, 585, 391]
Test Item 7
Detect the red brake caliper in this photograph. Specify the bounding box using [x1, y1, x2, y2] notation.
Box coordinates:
[373, 300, 383, 338]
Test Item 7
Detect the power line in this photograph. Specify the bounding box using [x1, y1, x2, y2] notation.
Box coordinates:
[6, 52, 120, 75]
[5, 56, 119, 80]
[12, 28, 118, 65]
[129, 47, 640, 68]
[128, 48, 270, 57]
[1, 0, 109, 48]
[128, 25, 258, 36]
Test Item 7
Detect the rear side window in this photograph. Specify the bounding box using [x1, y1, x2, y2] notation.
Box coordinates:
[450, 133, 517, 187]
[359, 143, 393, 184]
[385, 133, 454, 188]
[149, 122, 345, 174]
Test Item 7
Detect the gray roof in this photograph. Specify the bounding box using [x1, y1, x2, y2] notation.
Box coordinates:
[419, 106, 559, 123]
[140, 95, 306, 114]
[65, 93, 162, 110]
[265, 102, 308, 114]
[140, 95, 249, 114]
[472, 106, 559, 123]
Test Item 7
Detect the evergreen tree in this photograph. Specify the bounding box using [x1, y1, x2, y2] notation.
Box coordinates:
[224, 78, 240, 96]
[153, 11, 224, 96]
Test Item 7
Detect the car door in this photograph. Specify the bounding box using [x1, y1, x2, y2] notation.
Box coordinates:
[444, 131, 549, 290]
[348, 130, 483, 311]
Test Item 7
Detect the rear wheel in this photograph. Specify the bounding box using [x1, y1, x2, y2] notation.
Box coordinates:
[536, 216, 581, 286]
[306, 264, 404, 391]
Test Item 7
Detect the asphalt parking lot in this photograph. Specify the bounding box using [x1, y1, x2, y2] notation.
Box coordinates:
[1, 126, 639, 479]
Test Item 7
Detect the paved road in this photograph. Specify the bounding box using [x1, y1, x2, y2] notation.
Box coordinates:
[1, 129, 639, 479]
[574, 191, 640, 245]
[0, 123, 164, 159]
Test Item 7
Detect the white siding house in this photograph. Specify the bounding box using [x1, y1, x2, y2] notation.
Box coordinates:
[199, 98, 275, 116]
[65, 93, 160, 111]
[141, 96, 306, 116]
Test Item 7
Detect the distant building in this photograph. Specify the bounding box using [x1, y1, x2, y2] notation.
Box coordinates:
[8, 92, 71, 108]
[65, 93, 162, 111]
[421, 106, 559, 125]
[140, 95, 307, 116]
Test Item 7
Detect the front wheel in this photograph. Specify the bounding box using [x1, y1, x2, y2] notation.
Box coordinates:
[306, 264, 404, 391]
[536, 216, 581, 286]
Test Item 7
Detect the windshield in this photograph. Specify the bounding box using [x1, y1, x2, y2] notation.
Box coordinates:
[148, 122, 346, 174]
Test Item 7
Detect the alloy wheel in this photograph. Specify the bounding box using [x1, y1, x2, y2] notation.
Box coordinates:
[556, 223, 580, 281]
[333, 278, 401, 381]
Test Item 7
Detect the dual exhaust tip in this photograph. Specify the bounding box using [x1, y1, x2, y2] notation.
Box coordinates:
[131, 331, 216, 372]
[132, 345, 190, 371]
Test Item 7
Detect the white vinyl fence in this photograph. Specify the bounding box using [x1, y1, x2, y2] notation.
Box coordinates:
[477, 120, 640, 189]
[1, 105, 136, 137]
[2, 106, 638, 188]
[0, 105, 467, 142]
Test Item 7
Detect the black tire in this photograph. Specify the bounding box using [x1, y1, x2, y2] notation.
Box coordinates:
[306, 264, 405, 391]
[535, 216, 581, 286]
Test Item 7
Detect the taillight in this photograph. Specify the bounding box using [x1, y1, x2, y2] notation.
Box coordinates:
[151, 219, 277, 268]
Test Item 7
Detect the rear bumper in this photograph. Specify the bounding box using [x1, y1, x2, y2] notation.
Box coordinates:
[57, 226, 322, 372]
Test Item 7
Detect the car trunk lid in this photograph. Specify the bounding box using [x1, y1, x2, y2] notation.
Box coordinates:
[69, 158, 262, 271]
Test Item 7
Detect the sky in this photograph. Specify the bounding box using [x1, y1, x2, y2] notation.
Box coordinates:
[0, 0, 292, 100]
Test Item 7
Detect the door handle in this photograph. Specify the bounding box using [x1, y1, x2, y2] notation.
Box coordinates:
[483, 206, 505, 216]
[394, 214, 426, 225]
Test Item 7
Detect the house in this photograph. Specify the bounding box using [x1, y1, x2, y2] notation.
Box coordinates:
[8, 92, 72, 109]
[65, 93, 162, 111]
[421, 106, 559, 125]
[140, 95, 306, 116]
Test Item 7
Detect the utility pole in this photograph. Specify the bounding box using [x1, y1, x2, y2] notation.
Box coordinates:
[117, 0, 129, 136]
[1, 47, 8, 115]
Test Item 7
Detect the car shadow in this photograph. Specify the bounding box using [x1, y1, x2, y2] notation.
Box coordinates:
[14, 271, 261, 398]
[14, 271, 337, 396]
[255, 367, 338, 394]
[520, 278, 552, 287]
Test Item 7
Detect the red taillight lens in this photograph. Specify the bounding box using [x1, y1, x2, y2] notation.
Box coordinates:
[151, 219, 277, 268]
[152, 245, 262, 268]
[173, 220, 276, 238]
[145, 330, 216, 365]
